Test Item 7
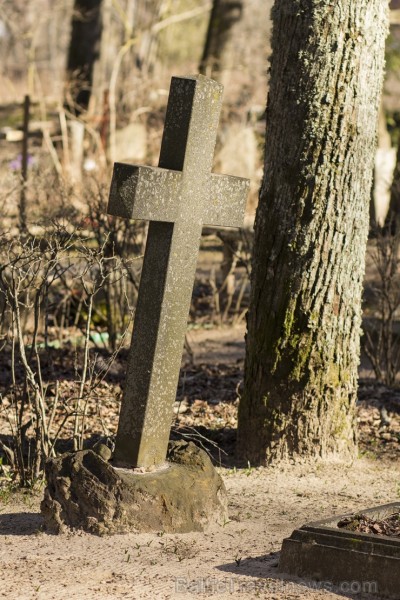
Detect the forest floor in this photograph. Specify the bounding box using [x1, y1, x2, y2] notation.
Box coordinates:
[0, 325, 399, 600]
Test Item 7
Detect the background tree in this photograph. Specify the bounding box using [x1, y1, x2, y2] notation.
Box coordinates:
[66, 0, 104, 114]
[237, 0, 388, 464]
[380, 3, 400, 229]
[199, 0, 270, 103]
[0, 0, 71, 99]
[200, 0, 244, 79]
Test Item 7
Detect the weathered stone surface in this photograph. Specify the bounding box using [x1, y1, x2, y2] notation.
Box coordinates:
[92, 441, 112, 462]
[108, 75, 249, 469]
[279, 502, 400, 599]
[41, 441, 228, 535]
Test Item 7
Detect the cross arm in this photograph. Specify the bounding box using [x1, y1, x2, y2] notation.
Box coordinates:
[205, 174, 250, 228]
[108, 162, 182, 222]
[108, 162, 249, 229]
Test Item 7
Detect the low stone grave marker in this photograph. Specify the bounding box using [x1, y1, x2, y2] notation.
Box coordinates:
[279, 502, 400, 598]
[41, 75, 249, 534]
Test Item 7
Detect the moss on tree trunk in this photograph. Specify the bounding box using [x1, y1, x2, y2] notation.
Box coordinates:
[237, 0, 388, 464]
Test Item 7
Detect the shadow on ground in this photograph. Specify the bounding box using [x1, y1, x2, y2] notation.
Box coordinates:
[0, 511, 44, 536]
[217, 554, 371, 599]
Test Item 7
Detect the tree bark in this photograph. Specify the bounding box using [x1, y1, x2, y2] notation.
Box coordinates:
[237, 0, 388, 464]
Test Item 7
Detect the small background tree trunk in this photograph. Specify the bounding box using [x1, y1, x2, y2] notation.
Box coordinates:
[200, 0, 271, 103]
[386, 127, 400, 228]
[66, 0, 104, 114]
[200, 0, 243, 79]
[237, 0, 388, 464]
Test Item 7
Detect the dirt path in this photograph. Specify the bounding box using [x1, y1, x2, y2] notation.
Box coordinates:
[1, 325, 399, 599]
[0, 458, 399, 600]
[184, 324, 247, 365]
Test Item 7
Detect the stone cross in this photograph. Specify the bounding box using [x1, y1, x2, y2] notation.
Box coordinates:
[108, 75, 249, 468]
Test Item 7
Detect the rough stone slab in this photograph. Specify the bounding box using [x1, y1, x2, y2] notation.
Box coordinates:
[41, 441, 228, 535]
[279, 502, 400, 598]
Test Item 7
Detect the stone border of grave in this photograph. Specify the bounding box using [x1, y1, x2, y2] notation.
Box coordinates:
[279, 501, 400, 598]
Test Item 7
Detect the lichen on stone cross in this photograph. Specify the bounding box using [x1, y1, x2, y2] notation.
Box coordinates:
[108, 75, 249, 469]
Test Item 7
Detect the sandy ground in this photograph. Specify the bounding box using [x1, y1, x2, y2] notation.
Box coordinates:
[0, 326, 399, 600]
[0, 459, 399, 600]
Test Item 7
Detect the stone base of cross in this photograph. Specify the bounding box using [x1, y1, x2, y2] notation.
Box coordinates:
[108, 75, 249, 469]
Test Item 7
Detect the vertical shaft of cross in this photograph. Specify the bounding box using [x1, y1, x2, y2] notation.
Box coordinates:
[113, 77, 224, 468]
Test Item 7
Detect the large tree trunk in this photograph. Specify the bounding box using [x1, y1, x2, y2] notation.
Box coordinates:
[237, 0, 388, 464]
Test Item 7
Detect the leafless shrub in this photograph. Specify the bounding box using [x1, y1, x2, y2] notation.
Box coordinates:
[83, 181, 145, 351]
[363, 223, 400, 386]
[199, 229, 251, 326]
[0, 225, 74, 482]
[0, 185, 142, 484]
